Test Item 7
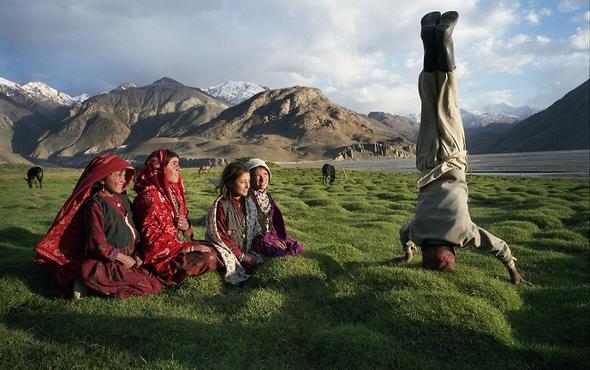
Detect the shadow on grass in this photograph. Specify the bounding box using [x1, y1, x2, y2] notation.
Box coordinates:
[509, 286, 590, 349]
[304, 250, 345, 278]
[0, 227, 55, 297]
[2, 282, 586, 369]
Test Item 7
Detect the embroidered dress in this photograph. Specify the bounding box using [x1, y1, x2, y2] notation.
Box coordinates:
[133, 149, 218, 285]
[79, 193, 161, 297]
[34, 154, 148, 296]
[205, 195, 262, 284]
[250, 191, 305, 257]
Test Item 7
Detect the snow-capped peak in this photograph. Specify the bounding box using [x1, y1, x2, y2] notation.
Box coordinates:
[22, 81, 59, 97]
[206, 81, 269, 105]
[0, 76, 88, 106]
[22, 81, 79, 106]
[72, 93, 89, 103]
[0, 77, 18, 89]
[101, 82, 137, 94]
[482, 103, 540, 118]
[115, 82, 137, 90]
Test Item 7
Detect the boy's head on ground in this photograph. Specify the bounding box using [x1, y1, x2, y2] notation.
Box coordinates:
[422, 245, 456, 271]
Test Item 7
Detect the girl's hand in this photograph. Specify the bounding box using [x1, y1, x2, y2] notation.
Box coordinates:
[133, 255, 143, 268]
[116, 253, 136, 269]
[176, 216, 190, 231]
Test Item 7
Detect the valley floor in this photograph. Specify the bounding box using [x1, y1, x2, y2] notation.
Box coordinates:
[279, 149, 590, 177]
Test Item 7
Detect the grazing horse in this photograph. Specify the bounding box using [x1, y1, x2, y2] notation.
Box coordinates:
[25, 166, 44, 189]
[322, 163, 336, 184]
[198, 165, 211, 175]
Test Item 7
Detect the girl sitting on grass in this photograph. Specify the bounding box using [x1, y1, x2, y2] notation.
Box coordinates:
[205, 160, 265, 284]
[245, 158, 304, 257]
[133, 149, 219, 286]
[35, 154, 162, 298]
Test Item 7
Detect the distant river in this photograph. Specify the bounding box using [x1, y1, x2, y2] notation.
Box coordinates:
[279, 149, 590, 177]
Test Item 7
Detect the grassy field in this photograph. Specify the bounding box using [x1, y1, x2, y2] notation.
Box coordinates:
[0, 164, 588, 369]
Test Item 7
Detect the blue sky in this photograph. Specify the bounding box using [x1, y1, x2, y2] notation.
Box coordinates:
[0, 0, 588, 115]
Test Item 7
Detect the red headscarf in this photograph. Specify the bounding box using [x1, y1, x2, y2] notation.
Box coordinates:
[134, 149, 187, 217]
[34, 154, 135, 293]
[133, 149, 189, 279]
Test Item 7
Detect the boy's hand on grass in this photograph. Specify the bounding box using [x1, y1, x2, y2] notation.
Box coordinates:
[391, 249, 414, 264]
[508, 266, 533, 287]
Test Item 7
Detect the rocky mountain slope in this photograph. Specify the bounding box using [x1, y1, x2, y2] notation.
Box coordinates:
[468, 79, 589, 153]
[0, 90, 69, 161]
[31, 77, 229, 160]
[367, 112, 418, 141]
[179, 86, 413, 161]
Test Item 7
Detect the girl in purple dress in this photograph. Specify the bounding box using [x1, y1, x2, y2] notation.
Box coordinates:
[245, 158, 304, 257]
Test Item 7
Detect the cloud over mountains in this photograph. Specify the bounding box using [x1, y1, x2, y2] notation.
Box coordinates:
[0, 1, 587, 117]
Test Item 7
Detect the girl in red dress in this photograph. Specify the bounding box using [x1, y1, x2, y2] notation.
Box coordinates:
[35, 154, 162, 298]
[133, 149, 219, 285]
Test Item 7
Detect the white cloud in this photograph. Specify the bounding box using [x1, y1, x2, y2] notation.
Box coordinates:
[540, 8, 552, 16]
[569, 27, 590, 49]
[509, 34, 530, 46]
[526, 12, 541, 24]
[465, 36, 535, 73]
[572, 10, 590, 22]
[482, 90, 514, 105]
[404, 58, 420, 69]
[0, 0, 586, 116]
[558, 0, 587, 12]
[526, 8, 552, 24]
[332, 81, 419, 115]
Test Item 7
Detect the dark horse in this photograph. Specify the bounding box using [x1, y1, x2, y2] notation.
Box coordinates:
[322, 163, 336, 184]
[26, 166, 44, 189]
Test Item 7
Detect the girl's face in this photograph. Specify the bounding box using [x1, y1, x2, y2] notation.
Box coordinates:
[252, 167, 270, 192]
[231, 172, 250, 197]
[165, 157, 181, 184]
[102, 169, 127, 195]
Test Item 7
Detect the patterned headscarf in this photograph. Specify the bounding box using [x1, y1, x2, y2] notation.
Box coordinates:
[134, 149, 187, 218]
[34, 154, 135, 292]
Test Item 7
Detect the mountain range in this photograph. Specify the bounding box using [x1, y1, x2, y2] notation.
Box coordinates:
[0, 76, 587, 166]
[0, 77, 88, 106]
[467, 79, 589, 153]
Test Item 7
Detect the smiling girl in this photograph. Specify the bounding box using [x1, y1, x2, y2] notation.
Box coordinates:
[133, 149, 219, 285]
[205, 160, 265, 284]
[245, 158, 304, 257]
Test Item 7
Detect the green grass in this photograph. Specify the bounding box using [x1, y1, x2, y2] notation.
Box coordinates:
[0, 166, 588, 369]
